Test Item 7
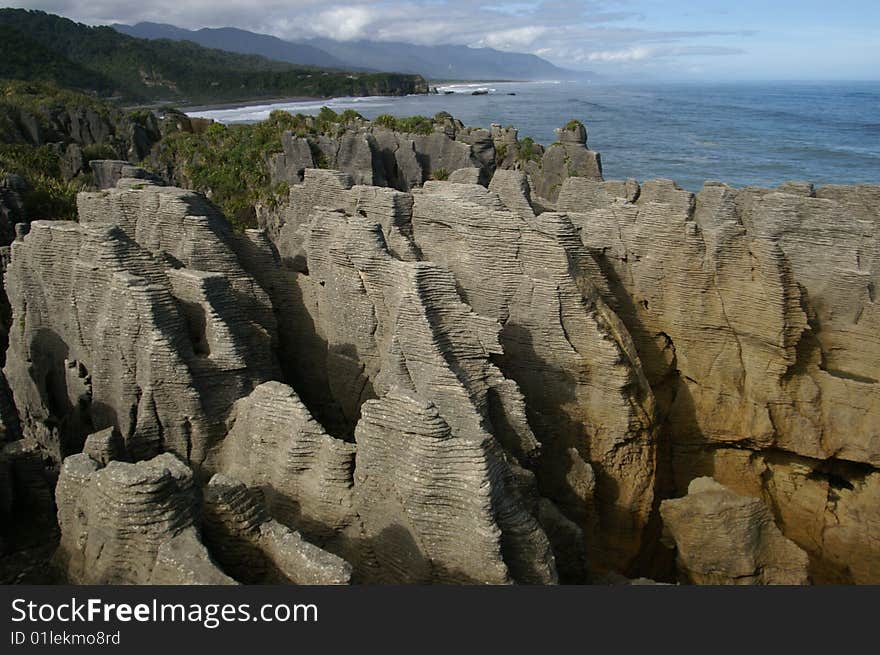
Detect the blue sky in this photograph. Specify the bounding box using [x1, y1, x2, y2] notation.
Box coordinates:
[8, 1, 880, 79]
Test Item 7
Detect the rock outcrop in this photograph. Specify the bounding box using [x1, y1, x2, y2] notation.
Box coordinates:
[267, 120, 493, 192]
[353, 390, 555, 584]
[55, 452, 235, 584]
[215, 381, 357, 542]
[203, 473, 352, 585]
[558, 176, 880, 582]
[217, 194, 562, 581]
[410, 174, 656, 573]
[1, 120, 878, 586]
[4, 181, 278, 465]
[661, 477, 810, 585]
[266, 117, 602, 202]
[527, 122, 603, 202]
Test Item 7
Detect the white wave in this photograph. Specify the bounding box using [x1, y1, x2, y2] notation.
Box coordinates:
[187, 95, 398, 123]
[435, 85, 496, 94]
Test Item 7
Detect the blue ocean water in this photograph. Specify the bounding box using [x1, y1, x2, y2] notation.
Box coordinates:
[189, 80, 880, 191]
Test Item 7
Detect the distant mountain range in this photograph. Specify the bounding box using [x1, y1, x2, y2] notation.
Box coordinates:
[0, 9, 427, 103]
[112, 22, 355, 71]
[114, 22, 588, 82]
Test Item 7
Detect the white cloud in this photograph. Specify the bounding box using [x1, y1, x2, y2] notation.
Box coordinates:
[585, 46, 654, 62]
[478, 26, 549, 50]
[4, 0, 753, 73]
[311, 6, 374, 40]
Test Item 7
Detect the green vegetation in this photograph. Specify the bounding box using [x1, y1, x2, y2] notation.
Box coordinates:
[516, 136, 541, 164]
[0, 80, 141, 221]
[81, 143, 117, 161]
[0, 144, 84, 220]
[374, 114, 435, 135]
[148, 106, 464, 228]
[1, 79, 117, 128]
[0, 9, 427, 103]
[0, 25, 117, 95]
[564, 119, 585, 131]
[495, 142, 508, 161]
[1, 73, 507, 237]
[151, 110, 306, 228]
[315, 106, 364, 132]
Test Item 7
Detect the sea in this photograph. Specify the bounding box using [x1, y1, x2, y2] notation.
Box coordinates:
[187, 80, 880, 192]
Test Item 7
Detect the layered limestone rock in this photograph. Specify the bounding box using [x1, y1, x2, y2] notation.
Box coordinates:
[216, 381, 556, 584]
[528, 122, 603, 203]
[75, 179, 278, 349]
[558, 176, 880, 582]
[89, 160, 162, 190]
[300, 207, 542, 453]
[675, 447, 880, 584]
[81, 426, 126, 465]
[4, 181, 278, 465]
[203, 473, 352, 584]
[215, 381, 357, 541]
[3, 111, 878, 586]
[219, 195, 561, 582]
[661, 477, 810, 585]
[269, 134, 316, 186]
[268, 118, 495, 193]
[272, 169, 418, 272]
[354, 390, 555, 584]
[410, 175, 656, 573]
[55, 452, 234, 584]
[265, 117, 601, 207]
[488, 121, 603, 204]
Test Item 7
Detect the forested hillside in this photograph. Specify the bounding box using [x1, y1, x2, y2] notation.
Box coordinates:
[0, 9, 428, 103]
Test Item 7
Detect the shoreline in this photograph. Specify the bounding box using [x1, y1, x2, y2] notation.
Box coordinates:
[178, 95, 325, 113]
[180, 82, 534, 113]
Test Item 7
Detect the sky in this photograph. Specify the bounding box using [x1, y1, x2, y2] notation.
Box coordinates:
[6, 1, 880, 80]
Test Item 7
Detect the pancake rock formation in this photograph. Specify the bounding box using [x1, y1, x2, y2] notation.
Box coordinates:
[557, 176, 880, 583]
[55, 452, 235, 584]
[1, 115, 878, 585]
[660, 477, 810, 585]
[4, 181, 278, 465]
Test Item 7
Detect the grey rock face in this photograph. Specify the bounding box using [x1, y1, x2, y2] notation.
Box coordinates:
[203, 473, 352, 584]
[539, 144, 602, 202]
[216, 381, 357, 540]
[221, 197, 560, 582]
[89, 160, 162, 190]
[354, 391, 556, 584]
[55, 452, 234, 584]
[3, 111, 879, 587]
[661, 477, 810, 585]
[410, 178, 656, 573]
[82, 427, 126, 465]
[269, 132, 315, 185]
[370, 128, 423, 191]
[148, 527, 239, 585]
[356, 389, 555, 584]
[277, 169, 419, 270]
[4, 180, 279, 465]
[559, 176, 880, 582]
[448, 167, 482, 184]
[266, 119, 497, 195]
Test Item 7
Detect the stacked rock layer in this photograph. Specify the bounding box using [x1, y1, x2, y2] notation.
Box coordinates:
[2, 125, 878, 584]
